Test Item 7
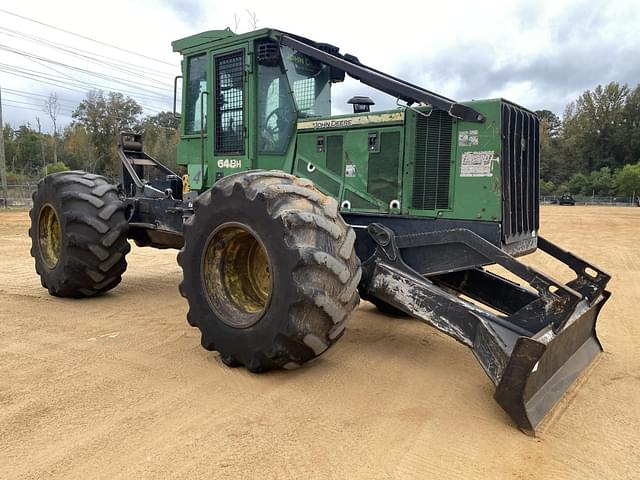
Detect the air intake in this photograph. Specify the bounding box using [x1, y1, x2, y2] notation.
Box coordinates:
[411, 110, 452, 210]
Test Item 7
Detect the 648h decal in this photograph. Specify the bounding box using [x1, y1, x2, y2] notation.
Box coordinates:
[217, 159, 242, 169]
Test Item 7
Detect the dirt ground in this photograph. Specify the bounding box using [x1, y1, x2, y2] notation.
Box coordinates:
[1, 206, 639, 479]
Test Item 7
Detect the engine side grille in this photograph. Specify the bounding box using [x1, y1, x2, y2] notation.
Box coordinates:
[501, 103, 540, 242]
[411, 110, 452, 210]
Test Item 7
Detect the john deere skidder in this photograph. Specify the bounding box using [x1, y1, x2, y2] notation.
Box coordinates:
[29, 28, 610, 433]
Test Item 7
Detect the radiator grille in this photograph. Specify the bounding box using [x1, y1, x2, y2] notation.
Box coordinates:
[411, 110, 452, 210]
[501, 103, 540, 242]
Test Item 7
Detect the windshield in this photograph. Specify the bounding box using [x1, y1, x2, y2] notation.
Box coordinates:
[280, 45, 331, 118]
[257, 59, 297, 154]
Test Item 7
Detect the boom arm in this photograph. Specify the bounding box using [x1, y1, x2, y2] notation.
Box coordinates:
[279, 34, 485, 123]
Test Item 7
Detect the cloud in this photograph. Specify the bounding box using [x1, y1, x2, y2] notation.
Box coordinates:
[2, 0, 640, 128]
[386, 0, 640, 115]
[160, 0, 206, 23]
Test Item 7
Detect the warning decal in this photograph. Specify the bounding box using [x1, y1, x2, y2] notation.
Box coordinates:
[460, 151, 497, 177]
[458, 130, 479, 146]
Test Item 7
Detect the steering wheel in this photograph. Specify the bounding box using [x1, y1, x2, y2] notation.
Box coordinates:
[262, 108, 295, 149]
[264, 108, 284, 135]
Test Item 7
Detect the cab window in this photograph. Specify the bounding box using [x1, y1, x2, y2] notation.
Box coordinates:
[215, 50, 245, 154]
[281, 46, 331, 118]
[185, 54, 207, 134]
[257, 61, 296, 154]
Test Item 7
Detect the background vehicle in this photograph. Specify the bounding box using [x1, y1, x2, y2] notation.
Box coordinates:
[559, 193, 576, 205]
[29, 28, 610, 434]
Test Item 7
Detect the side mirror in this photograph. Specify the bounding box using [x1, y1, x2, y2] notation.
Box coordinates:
[173, 75, 183, 119]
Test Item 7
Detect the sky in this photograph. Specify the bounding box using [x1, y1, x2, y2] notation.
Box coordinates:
[1, 0, 639, 133]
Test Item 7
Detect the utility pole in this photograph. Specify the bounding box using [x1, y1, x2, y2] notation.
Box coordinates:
[0, 85, 8, 208]
[36, 117, 46, 176]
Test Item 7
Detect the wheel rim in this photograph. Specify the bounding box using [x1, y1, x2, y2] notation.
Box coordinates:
[38, 204, 62, 269]
[202, 223, 272, 328]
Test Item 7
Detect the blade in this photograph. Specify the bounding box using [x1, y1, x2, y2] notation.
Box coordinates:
[495, 291, 610, 434]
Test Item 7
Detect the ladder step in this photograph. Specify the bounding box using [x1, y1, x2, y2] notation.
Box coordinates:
[130, 158, 156, 166]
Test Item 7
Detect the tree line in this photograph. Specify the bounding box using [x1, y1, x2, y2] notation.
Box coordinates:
[3, 82, 640, 196]
[2, 89, 179, 184]
[537, 81, 640, 197]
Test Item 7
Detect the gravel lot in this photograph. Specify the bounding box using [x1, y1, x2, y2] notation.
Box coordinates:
[1, 206, 638, 479]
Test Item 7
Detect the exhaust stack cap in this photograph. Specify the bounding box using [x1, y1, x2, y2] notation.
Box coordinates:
[348, 96, 375, 113]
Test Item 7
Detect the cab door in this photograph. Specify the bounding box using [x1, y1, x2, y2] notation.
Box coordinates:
[210, 44, 252, 182]
[180, 52, 209, 190]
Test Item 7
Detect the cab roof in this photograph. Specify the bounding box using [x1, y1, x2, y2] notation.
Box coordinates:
[172, 28, 276, 53]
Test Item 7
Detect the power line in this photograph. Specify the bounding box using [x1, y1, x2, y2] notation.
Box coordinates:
[0, 68, 88, 94]
[0, 63, 173, 103]
[0, 29, 176, 87]
[0, 44, 174, 95]
[3, 87, 78, 106]
[0, 7, 179, 68]
[0, 70, 168, 115]
[4, 97, 76, 113]
[0, 13, 181, 120]
[0, 26, 177, 79]
[2, 102, 54, 113]
[3, 88, 167, 117]
[2, 95, 74, 112]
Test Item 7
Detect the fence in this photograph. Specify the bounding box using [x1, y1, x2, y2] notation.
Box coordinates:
[540, 195, 640, 206]
[0, 184, 38, 209]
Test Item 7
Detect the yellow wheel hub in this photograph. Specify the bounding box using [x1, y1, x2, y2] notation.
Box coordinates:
[38, 204, 62, 269]
[202, 224, 272, 328]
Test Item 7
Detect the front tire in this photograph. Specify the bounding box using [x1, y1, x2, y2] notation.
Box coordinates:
[178, 171, 361, 372]
[29, 171, 130, 297]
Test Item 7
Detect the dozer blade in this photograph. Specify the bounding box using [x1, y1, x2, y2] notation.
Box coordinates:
[360, 224, 611, 434]
[494, 291, 609, 433]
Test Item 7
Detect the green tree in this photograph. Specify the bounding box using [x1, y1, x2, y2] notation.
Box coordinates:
[8, 125, 42, 177]
[540, 179, 556, 196]
[536, 109, 562, 138]
[555, 182, 569, 196]
[538, 109, 567, 184]
[617, 84, 640, 164]
[563, 82, 630, 172]
[136, 111, 180, 171]
[72, 90, 142, 177]
[567, 173, 589, 194]
[42, 161, 69, 176]
[61, 124, 94, 171]
[615, 163, 640, 196]
[588, 167, 615, 195]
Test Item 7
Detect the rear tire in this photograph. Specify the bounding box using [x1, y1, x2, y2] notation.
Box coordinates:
[29, 171, 130, 297]
[178, 171, 361, 372]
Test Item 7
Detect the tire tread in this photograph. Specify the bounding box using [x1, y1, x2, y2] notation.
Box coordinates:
[29, 171, 129, 297]
[180, 170, 361, 372]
